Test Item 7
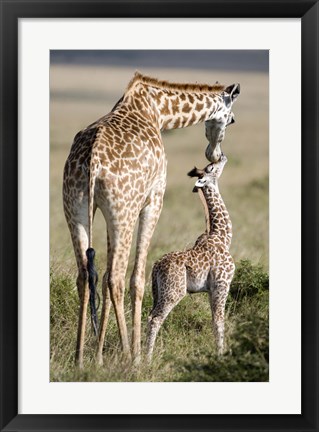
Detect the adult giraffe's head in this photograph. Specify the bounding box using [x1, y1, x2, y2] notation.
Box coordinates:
[205, 83, 240, 163]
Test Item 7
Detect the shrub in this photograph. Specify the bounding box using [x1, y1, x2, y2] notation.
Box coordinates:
[177, 260, 269, 382]
[178, 313, 269, 382]
[230, 259, 269, 301]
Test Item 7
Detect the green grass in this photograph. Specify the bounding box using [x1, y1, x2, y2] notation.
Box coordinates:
[178, 261, 269, 382]
[50, 260, 269, 382]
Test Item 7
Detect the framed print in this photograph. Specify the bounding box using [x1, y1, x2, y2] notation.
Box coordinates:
[0, 1, 318, 431]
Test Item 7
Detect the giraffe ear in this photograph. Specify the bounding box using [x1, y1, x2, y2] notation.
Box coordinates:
[225, 83, 240, 103]
[187, 167, 204, 178]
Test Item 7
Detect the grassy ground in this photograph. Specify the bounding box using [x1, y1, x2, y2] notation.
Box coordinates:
[50, 65, 269, 382]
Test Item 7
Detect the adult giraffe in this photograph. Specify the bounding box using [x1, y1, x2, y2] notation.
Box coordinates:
[62, 72, 240, 367]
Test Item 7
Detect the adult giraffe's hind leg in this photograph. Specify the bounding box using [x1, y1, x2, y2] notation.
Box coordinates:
[130, 189, 164, 364]
[108, 240, 133, 358]
[96, 231, 112, 365]
[103, 212, 139, 360]
[63, 177, 98, 368]
[75, 266, 90, 368]
[68, 224, 90, 369]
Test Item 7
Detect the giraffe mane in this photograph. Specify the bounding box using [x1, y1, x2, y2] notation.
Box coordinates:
[197, 188, 211, 234]
[126, 71, 226, 94]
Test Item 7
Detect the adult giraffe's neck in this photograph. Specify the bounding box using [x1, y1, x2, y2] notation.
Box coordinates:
[153, 87, 225, 130]
[202, 185, 232, 248]
[128, 80, 226, 131]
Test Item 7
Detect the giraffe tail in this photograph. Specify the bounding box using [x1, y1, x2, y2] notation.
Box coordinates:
[86, 247, 99, 336]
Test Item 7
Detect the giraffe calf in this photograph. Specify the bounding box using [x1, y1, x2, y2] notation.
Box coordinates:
[146, 154, 235, 362]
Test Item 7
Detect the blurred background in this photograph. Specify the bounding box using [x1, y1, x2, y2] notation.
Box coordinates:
[51, 50, 268, 71]
[50, 50, 269, 381]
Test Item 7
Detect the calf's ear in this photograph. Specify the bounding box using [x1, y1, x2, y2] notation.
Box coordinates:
[187, 167, 204, 178]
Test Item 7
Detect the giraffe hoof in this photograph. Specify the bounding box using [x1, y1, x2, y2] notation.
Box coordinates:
[132, 354, 141, 367]
[96, 355, 104, 366]
[122, 350, 132, 363]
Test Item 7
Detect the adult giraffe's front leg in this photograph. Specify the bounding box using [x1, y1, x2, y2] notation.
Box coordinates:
[130, 188, 165, 363]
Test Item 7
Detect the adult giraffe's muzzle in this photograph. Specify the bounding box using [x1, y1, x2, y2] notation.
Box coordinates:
[205, 142, 222, 163]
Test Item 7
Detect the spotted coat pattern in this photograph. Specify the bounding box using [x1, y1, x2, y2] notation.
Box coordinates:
[146, 155, 235, 361]
[62, 72, 239, 367]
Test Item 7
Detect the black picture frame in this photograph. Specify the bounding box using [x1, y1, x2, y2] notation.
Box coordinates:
[0, 1, 318, 431]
